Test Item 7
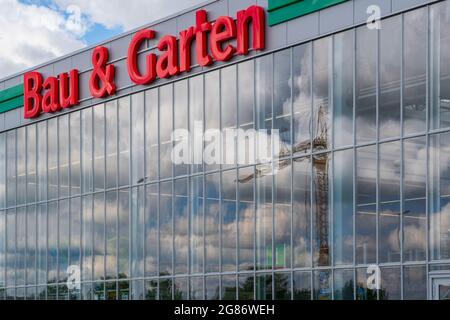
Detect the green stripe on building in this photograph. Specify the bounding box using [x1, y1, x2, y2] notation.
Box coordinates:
[268, 0, 349, 26]
[0, 84, 24, 114]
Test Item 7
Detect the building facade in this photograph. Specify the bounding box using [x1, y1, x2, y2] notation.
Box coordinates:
[0, 0, 449, 300]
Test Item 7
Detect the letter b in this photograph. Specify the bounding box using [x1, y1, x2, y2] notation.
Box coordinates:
[24, 72, 43, 119]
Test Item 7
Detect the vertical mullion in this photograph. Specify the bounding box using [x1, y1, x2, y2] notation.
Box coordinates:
[425, 4, 431, 301]
[290, 46, 295, 301]
[202, 75, 207, 300]
[330, 34, 335, 301]
[156, 88, 161, 300]
[310, 41, 314, 300]
[271, 52, 275, 301]
[171, 83, 175, 300]
[376, 23, 381, 301]
[218, 69, 223, 298]
[400, 13, 405, 301]
[352, 28, 357, 301]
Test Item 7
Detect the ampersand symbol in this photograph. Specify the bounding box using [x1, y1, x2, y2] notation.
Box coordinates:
[89, 46, 116, 98]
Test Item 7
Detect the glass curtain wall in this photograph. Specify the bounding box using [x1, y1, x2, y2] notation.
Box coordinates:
[0, 1, 449, 300]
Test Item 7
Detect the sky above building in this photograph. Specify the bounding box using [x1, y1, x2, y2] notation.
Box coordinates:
[0, 0, 204, 79]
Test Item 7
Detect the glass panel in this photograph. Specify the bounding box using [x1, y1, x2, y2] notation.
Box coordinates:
[131, 280, 144, 300]
[205, 276, 220, 300]
[403, 138, 426, 262]
[356, 268, 377, 300]
[333, 30, 354, 147]
[93, 194, 105, 281]
[221, 66, 237, 153]
[333, 149, 354, 265]
[105, 100, 118, 189]
[174, 80, 188, 177]
[238, 166, 254, 271]
[82, 195, 92, 282]
[105, 281, 117, 300]
[312, 153, 331, 267]
[256, 172, 272, 271]
[313, 270, 331, 300]
[293, 43, 312, 152]
[356, 26, 377, 144]
[93, 104, 105, 191]
[131, 93, 145, 185]
[131, 187, 145, 278]
[145, 280, 157, 300]
[59, 115, 70, 197]
[17, 128, 26, 205]
[222, 170, 237, 272]
[145, 89, 158, 182]
[59, 199, 69, 284]
[27, 125, 36, 203]
[81, 108, 93, 193]
[106, 191, 117, 279]
[160, 85, 173, 180]
[205, 173, 220, 273]
[146, 184, 158, 277]
[37, 204, 47, 285]
[0, 135, 5, 209]
[48, 202, 58, 284]
[190, 277, 203, 300]
[379, 142, 401, 263]
[189, 75, 204, 174]
[205, 70, 220, 172]
[404, 8, 427, 134]
[356, 146, 377, 264]
[16, 207, 25, 286]
[430, 132, 450, 260]
[379, 16, 401, 139]
[118, 281, 130, 300]
[293, 271, 311, 300]
[380, 267, 401, 300]
[70, 112, 81, 196]
[293, 157, 311, 268]
[159, 182, 172, 276]
[274, 272, 291, 300]
[0, 212, 4, 288]
[334, 269, 354, 300]
[238, 274, 254, 300]
[274, 49, 292, 149]
[159, 279, 172, 300]
[190, 175, 203, 274]
[403, 265, 427, 300]
[430, 1, 450, 129]
[312, 37, 331, 152]
[174, 179, 188, 275]
[221, 275, 236, 300]
[238, 60, 254, 127]
[256, 273, 272, 300]
[274, 160, 291, 270]
[118, 189, 129, 278]
[70, 198, 81, 275]
[47, 120, 57, 200]
[174, 278, 188, 300]
[118, 97, 130, 187]
[6, 131, 16, 207]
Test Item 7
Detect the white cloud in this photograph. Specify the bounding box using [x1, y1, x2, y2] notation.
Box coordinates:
[0, 0, 87, 78]
[53, 0, 203, 31]
[0, 0, 203, 79]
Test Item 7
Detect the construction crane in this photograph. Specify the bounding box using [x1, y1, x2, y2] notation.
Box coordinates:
[238, 105, 330, 267]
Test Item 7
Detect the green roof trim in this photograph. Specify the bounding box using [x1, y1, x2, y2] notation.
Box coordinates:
[268, 0, 349, 26]
[0, 84, 24, 114]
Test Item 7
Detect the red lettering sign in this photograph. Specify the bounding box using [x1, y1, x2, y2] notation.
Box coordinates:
[127, 5, 266, 85]
[24, 70, 79, 119]
[24, 5, 266, 119]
